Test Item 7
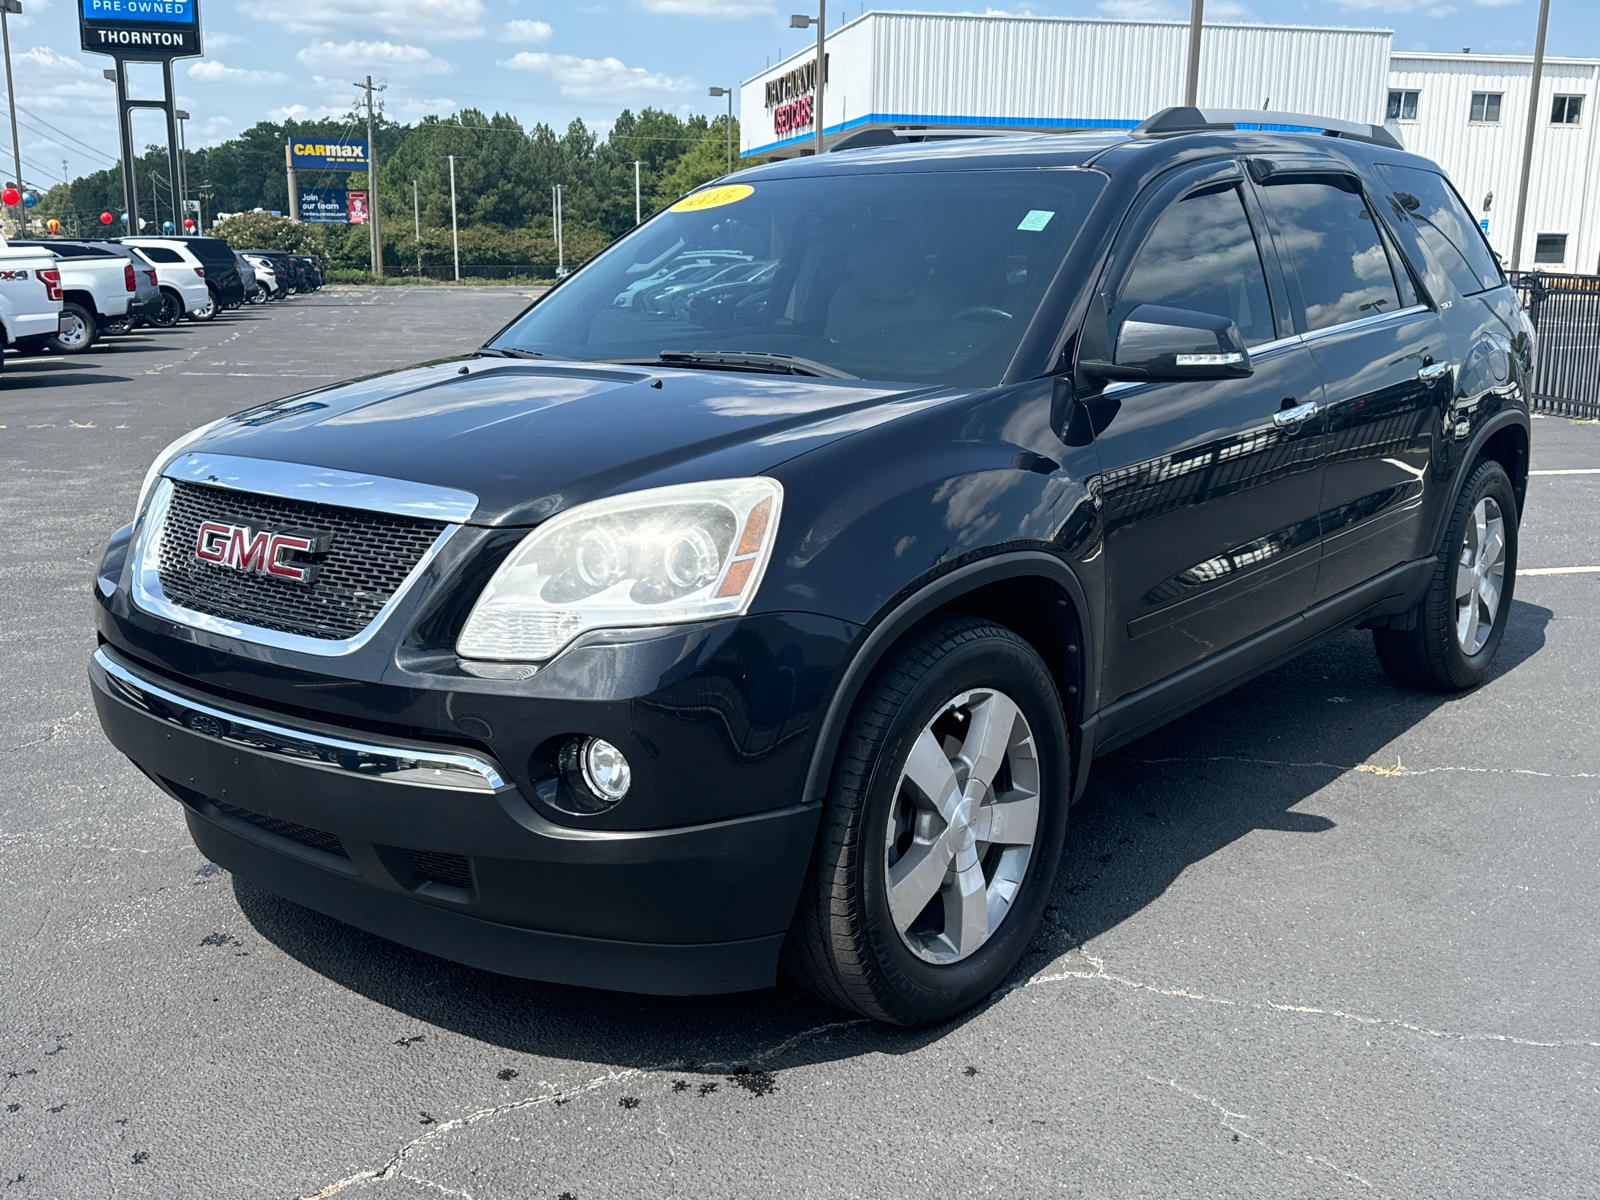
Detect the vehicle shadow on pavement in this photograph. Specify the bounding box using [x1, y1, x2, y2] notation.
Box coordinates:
[233, 602, 1551, 1069]
[1027, 601, 1552, 967]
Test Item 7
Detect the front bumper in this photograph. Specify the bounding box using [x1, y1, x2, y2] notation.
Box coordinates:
[90, 645, 820, 994]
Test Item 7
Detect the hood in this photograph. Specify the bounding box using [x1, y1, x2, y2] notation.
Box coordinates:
[184, 357, 962, 525]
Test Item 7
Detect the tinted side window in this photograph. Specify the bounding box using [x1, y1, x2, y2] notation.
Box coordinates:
[1112, 185, 1276, 347]
[1261, 179, 1401, 332]
[1375, 164, 1502, 297]
[139, 246, 184, 263]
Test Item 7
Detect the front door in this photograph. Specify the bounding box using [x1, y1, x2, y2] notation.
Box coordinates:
[1253, 173, 1450, 602]
[1088, 169, 1328, 704]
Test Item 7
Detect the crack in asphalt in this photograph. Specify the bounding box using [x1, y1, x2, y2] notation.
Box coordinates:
[1109, 753, 1600, 781]
[1023, 947, 1600, 1050]
[296, 1019, 866, 1199]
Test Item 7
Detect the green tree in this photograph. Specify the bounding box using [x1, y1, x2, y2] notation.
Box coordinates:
[654, 118, 750, 210]
[212, 212, 327, 254]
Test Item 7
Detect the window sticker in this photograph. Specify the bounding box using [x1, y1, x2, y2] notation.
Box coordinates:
[1017, 209, 1055, 232]
[670, 184, 755, 213]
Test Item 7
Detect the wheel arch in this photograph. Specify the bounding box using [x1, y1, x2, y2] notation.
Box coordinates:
[60, 289, 97, 315]
[1474, 416, 1530, 518]
[799, 550, 1096, 810]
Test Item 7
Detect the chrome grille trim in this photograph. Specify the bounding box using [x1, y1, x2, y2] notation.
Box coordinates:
[130, 478, 460, 657]
[165, 452, 478, 522]
[93, 647, 508, 793]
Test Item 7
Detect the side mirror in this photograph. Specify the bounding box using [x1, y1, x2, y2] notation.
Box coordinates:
[1080, 304, 1253, 382]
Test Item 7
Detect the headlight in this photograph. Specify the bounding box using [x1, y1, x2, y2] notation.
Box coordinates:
[133, 416, 230, 521]
[457, 478, 782, 662]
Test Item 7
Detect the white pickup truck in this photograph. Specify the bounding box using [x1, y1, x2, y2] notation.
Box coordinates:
[8, 239, 163, 354]
[0, 234, 65, 371]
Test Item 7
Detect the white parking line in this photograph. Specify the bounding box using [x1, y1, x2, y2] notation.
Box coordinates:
[1530, 468, 1600, 475]
[1521, 566, 1600, 576]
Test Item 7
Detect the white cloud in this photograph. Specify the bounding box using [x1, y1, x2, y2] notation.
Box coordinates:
[1097, 0, 1180, 17]
[297, 40, 452, 74]
[188, 60, 290, 85]
[635, 0, 774, 16]
[1325, 0, 1465, 10]
[238, 0, 487, 42]
[500, 52, 697, 96]
[392, 95, 459, 120]
[503, 19, 553, 42]
[203, 31, 245, 49]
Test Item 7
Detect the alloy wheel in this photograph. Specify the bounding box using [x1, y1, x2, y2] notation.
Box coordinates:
[1456, 496, 1506, 655]
[884, 688, 1041, 964]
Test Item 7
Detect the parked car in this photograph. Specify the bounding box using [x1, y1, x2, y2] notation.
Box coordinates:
[122, 238, 210, 325]
[0, 234, 65, 367]
[234, 253, 262, 304]
[288, 254, 323, 291]
[90, 109, 1533, 1025]
[240, 252, 285, 301]
[118, 235, 246, 313]
[8, 240, 162, 353]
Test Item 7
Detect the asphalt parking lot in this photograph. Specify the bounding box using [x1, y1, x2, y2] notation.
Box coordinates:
[2, 288, 1597, 1200]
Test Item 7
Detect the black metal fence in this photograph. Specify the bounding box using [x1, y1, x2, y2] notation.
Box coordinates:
[1510, 271, 1600, 420]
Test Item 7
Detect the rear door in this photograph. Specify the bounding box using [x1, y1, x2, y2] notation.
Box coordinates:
[1252, 170, 1452, 602]
[1087, 161, 1329, 703]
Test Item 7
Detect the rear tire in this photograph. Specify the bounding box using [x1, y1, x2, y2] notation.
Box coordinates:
[151, 290, 185, 327]
[782, 617, 1070, 1025]
[188, 291, 217, 322]
[1374, 459, 1518, 691]
[47, 302, 97, 354]
[12, 336, 49, 356]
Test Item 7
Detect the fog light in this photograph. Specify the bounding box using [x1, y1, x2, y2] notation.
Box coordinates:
[580, 737, 631, 803]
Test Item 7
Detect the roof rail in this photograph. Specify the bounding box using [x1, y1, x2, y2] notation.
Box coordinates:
[1132, 106, 1404, 151]
[828, 127, 1017, 153]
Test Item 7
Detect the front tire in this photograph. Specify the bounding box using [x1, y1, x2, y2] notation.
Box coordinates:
[47, 302, 98, 354]
[1374, 459, 1518, 691]
[151, 290, 185, 327]
[188, 290, 217, 322]
[783, 617, 1070, 1025]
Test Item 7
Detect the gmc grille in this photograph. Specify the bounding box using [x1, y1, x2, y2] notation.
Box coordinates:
[157, 481, 447, 640]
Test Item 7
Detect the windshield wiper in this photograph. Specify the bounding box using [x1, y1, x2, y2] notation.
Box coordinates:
[611, 350, 857, 379]
[475, 347, 572, 360]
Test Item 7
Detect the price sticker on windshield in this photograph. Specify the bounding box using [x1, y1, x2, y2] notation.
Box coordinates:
[671, 184, 754, 213]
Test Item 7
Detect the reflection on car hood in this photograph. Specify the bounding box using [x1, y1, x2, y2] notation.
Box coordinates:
[185, 357, 961, 525]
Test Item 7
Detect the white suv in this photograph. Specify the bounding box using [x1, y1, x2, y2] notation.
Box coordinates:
[121, 238, 212, 324]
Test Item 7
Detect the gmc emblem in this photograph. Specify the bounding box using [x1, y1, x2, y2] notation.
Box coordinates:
[194, 521, 327, 583]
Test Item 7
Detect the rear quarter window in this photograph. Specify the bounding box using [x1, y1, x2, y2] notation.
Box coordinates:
[1375, 165, 1502, 298]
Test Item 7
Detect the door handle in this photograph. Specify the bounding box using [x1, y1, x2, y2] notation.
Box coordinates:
[1417, 361, 1451, 381]
[1272, 400, 1318, 428]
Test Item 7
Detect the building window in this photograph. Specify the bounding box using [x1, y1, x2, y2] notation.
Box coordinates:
[1387, 90, 1420, 121]
[1534, 234, 1568, 264]
[1552, 94, 1584, 125]
[1470, 92, 1502, 123]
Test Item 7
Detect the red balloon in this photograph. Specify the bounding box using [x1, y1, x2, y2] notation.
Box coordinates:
[1, 188, 19, 206]
[183, 218, 195, 229]
[100, 212, 113, 224]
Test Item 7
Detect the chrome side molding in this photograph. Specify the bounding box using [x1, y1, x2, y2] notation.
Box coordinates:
[93, 647, 508, 793]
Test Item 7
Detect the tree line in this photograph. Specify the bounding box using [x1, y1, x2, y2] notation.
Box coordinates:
[33, 107, 748, 274]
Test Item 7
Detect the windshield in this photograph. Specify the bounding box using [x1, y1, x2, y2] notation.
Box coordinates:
[489, 168, 1105, 385]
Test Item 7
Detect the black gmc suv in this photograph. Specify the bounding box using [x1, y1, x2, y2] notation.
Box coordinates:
[90, 108, 1532, 1025]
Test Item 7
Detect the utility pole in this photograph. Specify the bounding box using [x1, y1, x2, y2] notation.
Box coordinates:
[1183, 0, 1203, 107]
[174, 109, 189, 221]
[626, 160, 642, 224]
[355, 75, 384, 276]
[1510, 0, 1550, 272]
[789, 4, 825, 155]
[708, 87, 733, 175]
[447, 154, 459, 282]
[1, 0, 22, 194]
[410, 179, 420, 276]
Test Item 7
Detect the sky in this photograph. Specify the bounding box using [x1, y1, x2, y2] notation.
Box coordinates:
[4, 0, 1598, 193]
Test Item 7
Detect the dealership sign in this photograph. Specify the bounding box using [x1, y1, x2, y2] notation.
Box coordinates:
[774, 96, 813, 135]
[288, 140, 369, 171]
[299, 187, 348, 224]
[764, 55, 827, 136]
[79, 0, 202, 58]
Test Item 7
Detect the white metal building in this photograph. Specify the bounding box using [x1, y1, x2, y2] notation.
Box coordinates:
[740, 12, 1600, 274]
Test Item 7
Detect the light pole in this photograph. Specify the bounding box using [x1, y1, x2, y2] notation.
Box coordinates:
[552, 183, 565, 277]
[410, 179, 420, 277]
[626, 160, 643, 225]
[1510, 0, 1550, 272]
[708, 87, 734, 176]
[446, 155, 459, 282]
[789, 4, 825, 156]
[1, 0, 23, 196]
[1183, 0, 1203, 107]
